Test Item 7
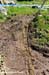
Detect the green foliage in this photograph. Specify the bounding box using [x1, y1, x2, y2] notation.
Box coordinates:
[30, 6, 49, 46]
[0, 13, 6, 22]
[0, 7, 38, 22]
[7, 6, 38, 15]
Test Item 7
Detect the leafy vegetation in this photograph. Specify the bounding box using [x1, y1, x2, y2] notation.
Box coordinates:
[0, 13, 6, 22]
[31, 12, 49, 46]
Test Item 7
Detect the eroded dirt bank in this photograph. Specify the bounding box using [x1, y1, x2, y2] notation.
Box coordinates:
[0, 15, 49, 75]
[0, 15, 34, 75]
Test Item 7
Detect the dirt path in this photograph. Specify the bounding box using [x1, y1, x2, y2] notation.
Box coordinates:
[0, 15, 49, 75]
[0, 15, 34, 75]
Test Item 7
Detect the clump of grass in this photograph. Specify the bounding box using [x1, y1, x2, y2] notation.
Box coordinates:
[31, 11, 49, 46]
[0, 7, 38, 22]
[7, 6, 38, 15]
[0, 13, 6, 22]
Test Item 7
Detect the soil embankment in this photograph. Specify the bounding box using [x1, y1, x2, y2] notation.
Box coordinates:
[0, 15, 34, 75]
[0, 15, 49, 75]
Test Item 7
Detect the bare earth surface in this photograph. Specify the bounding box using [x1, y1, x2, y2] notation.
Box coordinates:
[0, 15, 49, 75]
[0, 15, 34, 75]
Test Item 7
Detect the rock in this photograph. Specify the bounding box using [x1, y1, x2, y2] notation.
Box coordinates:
[0, 0, 16, 4]
[4, 0, 16, 4]
[0, 6, 7, 15]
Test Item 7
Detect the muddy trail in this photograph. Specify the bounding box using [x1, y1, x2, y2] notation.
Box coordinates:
[0, 15, 49, 75]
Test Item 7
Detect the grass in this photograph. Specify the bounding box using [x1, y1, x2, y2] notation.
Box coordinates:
[31, 10, 49, 45]
[38, 15, 49, 30]
[0, 7, 38, 22]
[7, 6, 38, 15]
[0, 5, 49, 45]
[0, 6, 38, 22]
[0, 13, 6, 22]
[17, 0, 49, 5]
[0, 0, 49, 46]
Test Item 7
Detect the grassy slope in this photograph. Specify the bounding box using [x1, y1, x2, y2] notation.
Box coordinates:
[0, 7, 38, 22]
[7, 7, 38, 15]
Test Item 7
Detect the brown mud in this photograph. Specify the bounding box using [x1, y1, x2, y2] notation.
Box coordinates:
[0, 15, 49, 75]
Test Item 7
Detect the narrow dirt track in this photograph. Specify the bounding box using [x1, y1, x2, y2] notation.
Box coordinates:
[0, 15, 49, 75]
[0, 15, 34, 75]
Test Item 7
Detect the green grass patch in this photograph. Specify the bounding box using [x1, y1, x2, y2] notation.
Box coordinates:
[0, 13, 6, 22]
[17, 0, 49, 5]
[31, 9, 49, 45]
[0, 7, 38, 22]
[7, 6, 38, 15]
[38, 15, 49, 30]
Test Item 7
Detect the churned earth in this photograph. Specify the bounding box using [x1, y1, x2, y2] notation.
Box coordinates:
[0, 15, 49, 75]
[0, 15, 34, 75]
